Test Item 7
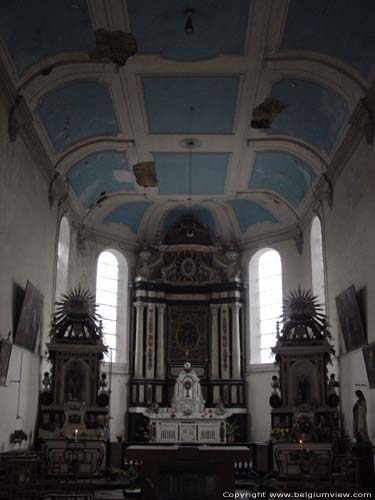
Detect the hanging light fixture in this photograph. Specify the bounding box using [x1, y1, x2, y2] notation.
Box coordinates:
[184, 9, 194, 35]
[186, 138, 195, 238]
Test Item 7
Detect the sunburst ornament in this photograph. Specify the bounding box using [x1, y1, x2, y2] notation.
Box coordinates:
[279, 287, 330, 342]
[52, 285, 102, 342]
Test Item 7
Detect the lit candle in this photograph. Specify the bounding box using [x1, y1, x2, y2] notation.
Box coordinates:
[299, 439, 303, 450]
[75, 429, 78, 442]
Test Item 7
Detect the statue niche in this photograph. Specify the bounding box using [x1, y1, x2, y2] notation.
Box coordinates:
[64, 360, 89, 402]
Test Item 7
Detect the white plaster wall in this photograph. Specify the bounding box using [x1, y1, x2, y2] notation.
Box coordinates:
[0, 94, 58, 450]
[323, 137, 375, 443]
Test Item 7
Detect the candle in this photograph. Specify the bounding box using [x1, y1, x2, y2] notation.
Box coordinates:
[299, 439, 303, 450]
[75, 429, 78, 442]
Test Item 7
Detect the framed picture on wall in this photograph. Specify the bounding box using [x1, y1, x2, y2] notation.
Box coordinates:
[14, 280, 43, 352]
[0, 339, 12, 386]
[362, 343, 375, 389]
[335, 285, 366, 352]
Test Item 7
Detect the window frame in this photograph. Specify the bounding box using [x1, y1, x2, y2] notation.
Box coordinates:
[249, 248, 283, 365]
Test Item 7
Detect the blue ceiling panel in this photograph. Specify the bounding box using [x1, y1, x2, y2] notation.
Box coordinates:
[37, 82, 119, 151]
[281, 0, 375, 77]
[103, 202, 151, 233]
[127, 0, 249, 60]
[0, 0, 94, 75]
[142, 77, 239, 134]
[67, 151, 134, 209]
[250, 151, 316, 208]
[267, 79, 348, 154]
[154, 153, 228, 195]
[163, 205, 216, 236]
[228, 199, 277, 233]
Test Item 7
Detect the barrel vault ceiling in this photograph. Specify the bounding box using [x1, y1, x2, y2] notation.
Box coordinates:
[0, 0, 374, 247]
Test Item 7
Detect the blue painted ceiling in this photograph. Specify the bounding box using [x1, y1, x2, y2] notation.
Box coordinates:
[250, 151, 316, 208]
[0, 1, 366, 242]
[67, 151, 134, 209]
[267, 79, 348, 154]
[228, 200, 277, 233]
[37, 82, 119, 151]
[154, 153, 229, 195]
[163, 206, 216, 237]
[281, 0, 375, 77]
[0, 0, 94, 75]
[143, 77, 239, 134]
[127, 0, 250, 60]
[104, 202, 152, 234]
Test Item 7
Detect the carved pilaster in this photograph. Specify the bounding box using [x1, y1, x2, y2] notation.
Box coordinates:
[231, 303, 242, 379]
[156, 304, 166, 379]
[134, 303, 145, 378]
[146, 304, 155, 379]
[220, 304, 230, 379]
[210, 304, 220, 379]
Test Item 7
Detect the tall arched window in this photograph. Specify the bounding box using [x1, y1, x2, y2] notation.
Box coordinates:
[310, 216, 326, 312]
[249, 248, 282, 364]
[96, 250, 128, 363]
[55, 216, 70, 301]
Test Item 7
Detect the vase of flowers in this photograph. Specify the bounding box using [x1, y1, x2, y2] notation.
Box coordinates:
[293, 415, 313, 441]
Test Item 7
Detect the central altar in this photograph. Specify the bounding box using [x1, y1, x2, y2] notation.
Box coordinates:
[147, 361, 228, 444]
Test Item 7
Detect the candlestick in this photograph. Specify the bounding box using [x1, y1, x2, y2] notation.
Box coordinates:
[75, 429, 78, 442]
[299, 439, 303, 450]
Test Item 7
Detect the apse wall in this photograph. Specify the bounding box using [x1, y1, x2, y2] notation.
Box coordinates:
[0, 95, 57, 451]
[323, 137, 375, 445]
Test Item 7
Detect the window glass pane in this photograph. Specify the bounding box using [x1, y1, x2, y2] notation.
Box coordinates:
[102, 319, 117, 335]
[104, 333, 117, 350]
[96, 275, 118, 293]
[96, 251, 119, 357]
[96, 290, 117, 307]
[97, 303, 117, 321]
[98, 261, 118, 280]
[260, 333, 277, 349]
[260, 348, 275, 363]
[99, 252, 118, 266]
[250, 249, 282, 364]
[104, 349, 116, 363]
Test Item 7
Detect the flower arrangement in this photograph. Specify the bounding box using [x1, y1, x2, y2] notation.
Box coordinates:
[10, 429, 28, 445]
[294, 415, 312, 434]
[271, 427, 291, 440]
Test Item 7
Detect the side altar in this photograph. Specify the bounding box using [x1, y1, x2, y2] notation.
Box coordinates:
[38, 287, 110, 475]
[146, 362, 230, 444]
[269, 289, 339, 444]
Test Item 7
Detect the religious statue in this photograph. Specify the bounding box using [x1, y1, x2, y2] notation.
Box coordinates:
[353, 390, 370, 443]
[297, 374, 310, 404]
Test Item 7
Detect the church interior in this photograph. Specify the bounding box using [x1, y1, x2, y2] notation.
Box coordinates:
[0, 1, 374, 498]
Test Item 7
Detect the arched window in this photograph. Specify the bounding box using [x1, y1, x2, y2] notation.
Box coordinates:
[96, 250, 128, 363]
[310, 216, 326, 312]
[55, 216, 70, 301]
[249, 248, 282, 364]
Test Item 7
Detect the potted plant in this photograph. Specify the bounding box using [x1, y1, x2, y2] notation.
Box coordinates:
[226, 420, 240, 444]
[123, 465, 142, 499]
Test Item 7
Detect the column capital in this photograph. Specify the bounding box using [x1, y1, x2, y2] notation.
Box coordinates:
[230, 302, 242, 311]
[134, 302, 146, 310]
[210, 303, 220, 311]
[156, 303, 167, 312]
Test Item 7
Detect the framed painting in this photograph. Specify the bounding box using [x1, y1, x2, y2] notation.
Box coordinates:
[335, 285, 366, 352]
[0, 339, 12, 386]
[362, 343, 375, 389]
[14, 281, 43, 352]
